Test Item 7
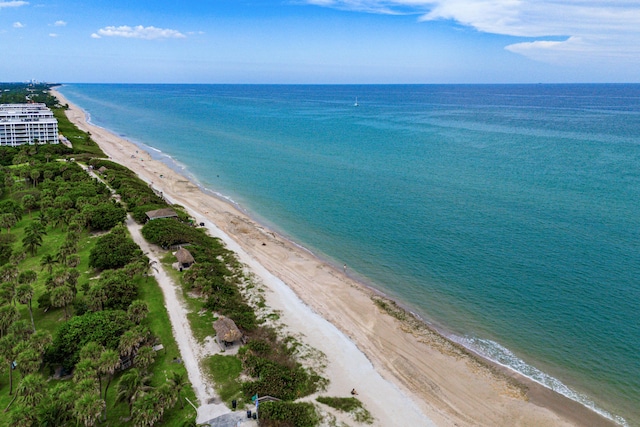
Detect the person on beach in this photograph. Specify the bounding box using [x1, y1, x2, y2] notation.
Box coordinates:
[351, 388, 358, 395]
[344, 264, 347, 273]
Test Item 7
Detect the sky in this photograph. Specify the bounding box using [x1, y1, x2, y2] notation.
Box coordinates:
[1, 0, 640, 83]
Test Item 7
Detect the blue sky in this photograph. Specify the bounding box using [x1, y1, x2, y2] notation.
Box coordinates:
[1, 0, 639, 83]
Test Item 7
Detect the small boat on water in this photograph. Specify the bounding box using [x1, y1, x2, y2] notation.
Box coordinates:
[354, 97, 359, 107]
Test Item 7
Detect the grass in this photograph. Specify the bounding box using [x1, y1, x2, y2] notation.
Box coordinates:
[316, 396, 374, 424]
[159, 252, 216, 345]
[202, 354, 245, 407]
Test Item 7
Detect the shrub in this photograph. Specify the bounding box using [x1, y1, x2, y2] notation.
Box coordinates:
[47, 309, 133, 369]
[258, 401, 319, 427]
[89, 225, 142, 270]
[86, 201, 127, 231]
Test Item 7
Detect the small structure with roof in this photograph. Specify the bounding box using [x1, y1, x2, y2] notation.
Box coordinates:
[174, 247, 195, 270]
[145, 208, 178, 222]
[213, 316, 243, 351]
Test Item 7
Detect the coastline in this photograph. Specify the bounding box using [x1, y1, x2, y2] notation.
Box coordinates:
[51, 87, 619, 427]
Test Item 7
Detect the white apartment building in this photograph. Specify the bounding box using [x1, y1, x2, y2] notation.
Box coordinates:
[0, 103, 59, 146]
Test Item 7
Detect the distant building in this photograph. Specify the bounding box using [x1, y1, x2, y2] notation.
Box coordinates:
[0, 103, 59, 146]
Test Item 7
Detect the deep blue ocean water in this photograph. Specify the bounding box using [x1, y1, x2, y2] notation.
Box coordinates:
[58, 84, 640, 425]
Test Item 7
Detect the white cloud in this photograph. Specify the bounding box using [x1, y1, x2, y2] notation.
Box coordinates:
[49, 33, 58, 37]
[304, 1, 640, 64]
[13, 21, 24, 28]
[54, 20, 67, 27]
[93, 25, 186, 40]
[0, 1, 28, 8]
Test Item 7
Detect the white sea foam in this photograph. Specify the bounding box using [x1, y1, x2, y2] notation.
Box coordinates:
[453, 336, 628, 426]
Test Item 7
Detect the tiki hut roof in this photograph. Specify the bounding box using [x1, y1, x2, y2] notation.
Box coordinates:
[98, 166, 107, 174]
[145, 208, 178, 220]
[175, 247, 195, 265]
[213, 316, 243, 343]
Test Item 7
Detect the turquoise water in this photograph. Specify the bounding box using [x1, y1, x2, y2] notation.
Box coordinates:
[58, 84, 640, 425]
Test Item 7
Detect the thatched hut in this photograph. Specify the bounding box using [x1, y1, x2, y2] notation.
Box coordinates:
[213, 316, 243, 349]
[98, 166, 107, 174]
[174, 247, 195, 269]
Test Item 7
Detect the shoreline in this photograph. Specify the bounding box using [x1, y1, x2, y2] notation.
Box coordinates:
[52, 86, 619, 427]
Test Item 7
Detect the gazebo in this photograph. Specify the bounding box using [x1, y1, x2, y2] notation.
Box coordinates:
[145, 208, 178, 221]
[174, 247, 195, 270]
[213, 316, 243, 350]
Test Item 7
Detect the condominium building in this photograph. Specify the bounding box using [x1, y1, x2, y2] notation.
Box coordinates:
[0, 103, 59, 146]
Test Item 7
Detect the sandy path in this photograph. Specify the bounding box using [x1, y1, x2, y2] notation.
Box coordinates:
[54, 88, 617, 427]
[126, 216, 230, 423]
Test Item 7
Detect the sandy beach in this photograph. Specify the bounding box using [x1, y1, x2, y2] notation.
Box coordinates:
[52, 87, 617, 427]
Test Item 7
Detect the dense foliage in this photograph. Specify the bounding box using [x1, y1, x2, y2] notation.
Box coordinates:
[89, 225, 142, 270]
[141, 218, 205, 248]
[46, 309, 133, 369]
[258, 401, 320, 427]
[85, 201, 127, 231]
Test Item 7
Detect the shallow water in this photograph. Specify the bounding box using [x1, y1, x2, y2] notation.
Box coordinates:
[59, 84, 640, 425]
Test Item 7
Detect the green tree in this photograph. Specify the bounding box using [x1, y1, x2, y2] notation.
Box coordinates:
[0, 213, 17, 233]
[40, 253, 58, 275]
[74, 393, 106, 427]
[21, 193, 38, 216]
[86, 202, 127, 231]
[0, 334, 18, 394]
[30, 169, 41, 187]
[133, 345, 156, 373]
[15, 284, 35, 331]
[89, 225, 142, 270]
[115, 368, 152, 416]
[0, 304, 18, 337]
[16, 373, 46, 408]
[50, 285, 74, 319]
[127, 300, 149, 325]
[22, 223, 45, 255]
[168, 370, 188, 409]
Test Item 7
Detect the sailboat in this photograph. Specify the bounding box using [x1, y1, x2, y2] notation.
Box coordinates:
[354, 97, 359, 107]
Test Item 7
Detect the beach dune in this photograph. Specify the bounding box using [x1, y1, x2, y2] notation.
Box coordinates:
[52, 87, 616, 427]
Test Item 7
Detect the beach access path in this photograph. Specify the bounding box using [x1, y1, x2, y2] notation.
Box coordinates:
[54, 87, 617, 427]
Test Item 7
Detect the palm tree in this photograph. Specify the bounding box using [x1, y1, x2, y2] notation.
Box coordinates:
[98, 349, 121, 421]
[168, 370, 188, 409]
[10, 403, 36, 427]
[133, 345, 156, 373]
[127, 300, 149, 325]
[30, 169, 41, 188]
[0, 304, 18, 337]
[29, 329, 52, 354]
[22, 222, 46, 255]
[50, 285, 74, 319]
[16, 284, 35, 331]
[16, 347, 42, 375]
[73, 358, 97, 385]
[36, 381, 75, 426]
[132, 392, 162, 427]
[86, 284, 107, 312]
[40, 253, 58, 275]
[115, 368, 152, 416]
[0, 334, 18, 395]
[0, 213, 17, 233]
[16, 373, 46, 408]
[156, 382, 178, 415]
[74, 393, 106, 427]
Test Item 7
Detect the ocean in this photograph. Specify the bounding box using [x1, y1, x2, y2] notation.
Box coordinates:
[57, 84, 640, 425]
